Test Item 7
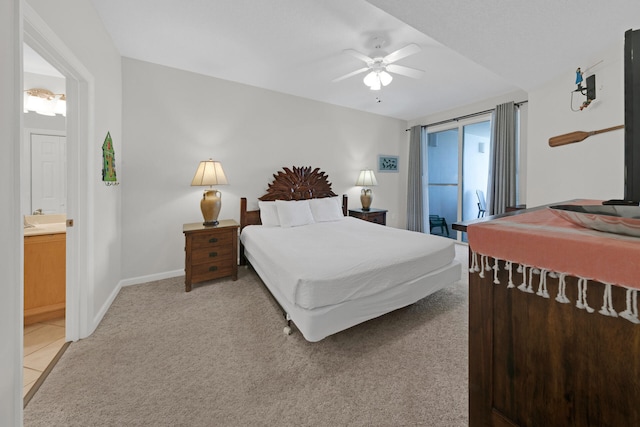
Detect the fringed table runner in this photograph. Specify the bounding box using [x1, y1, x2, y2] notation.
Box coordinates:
[467, 201, 640, 324]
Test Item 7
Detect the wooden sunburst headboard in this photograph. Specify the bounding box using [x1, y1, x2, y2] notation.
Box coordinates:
[240, 166, 348, 231]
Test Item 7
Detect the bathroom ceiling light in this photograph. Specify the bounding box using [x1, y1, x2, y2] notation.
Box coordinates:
[24, 88, 66, 117]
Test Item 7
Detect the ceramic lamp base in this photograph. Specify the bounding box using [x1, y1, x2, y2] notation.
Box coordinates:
[360, 189, 372, 211]
[201, 189, 222, 227]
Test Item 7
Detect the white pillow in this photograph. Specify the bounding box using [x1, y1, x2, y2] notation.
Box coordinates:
[258, 201, 280, 227]
[309, 197, 344, 222]
[275, 199, 315, 228]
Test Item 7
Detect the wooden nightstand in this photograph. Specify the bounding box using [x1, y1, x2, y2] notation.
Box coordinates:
[183, 219, 239, 292]
[348, 208, 387, 225]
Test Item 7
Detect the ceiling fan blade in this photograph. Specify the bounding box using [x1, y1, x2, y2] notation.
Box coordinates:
[332, 67, 370, 83]
[386, 64, 425, 79]
[383, 43, 421, 64]
[343, 49, 374, 64]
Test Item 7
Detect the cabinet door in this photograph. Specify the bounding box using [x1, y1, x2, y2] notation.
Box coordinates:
[24, 234, 66, 310]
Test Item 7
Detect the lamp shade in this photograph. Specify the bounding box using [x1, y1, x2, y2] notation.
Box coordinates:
[191, 159, 228, 187]
[363, 71, 378, 88]
[363, 72, 381, 91]
[355, 169, 378, 187]
[363, 70, 393, 91]
[379, 71, 393, 86]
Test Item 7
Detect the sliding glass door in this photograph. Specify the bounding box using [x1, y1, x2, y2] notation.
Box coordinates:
[426, 129, 458, 239]
[462, 121, 491, 223]
[426, 117, 491, 241]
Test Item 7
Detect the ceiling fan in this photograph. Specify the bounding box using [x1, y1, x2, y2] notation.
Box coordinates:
[333, 40, 425, 90]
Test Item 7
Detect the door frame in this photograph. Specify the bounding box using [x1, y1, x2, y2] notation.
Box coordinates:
[23, 3, 94, 342]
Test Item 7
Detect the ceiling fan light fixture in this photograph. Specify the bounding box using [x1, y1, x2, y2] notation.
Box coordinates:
[335, 42, 423, 90]
[363, 71, 378, 88]
[379, 70, 393, 86]
[363, 68, 393, 91]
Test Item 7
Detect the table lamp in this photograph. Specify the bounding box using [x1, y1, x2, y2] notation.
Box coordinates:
[191, 159, 228, 226]
[355, 169, 378, 211]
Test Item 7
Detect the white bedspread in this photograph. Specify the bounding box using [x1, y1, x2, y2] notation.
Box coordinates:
[240, 217, 455, 309]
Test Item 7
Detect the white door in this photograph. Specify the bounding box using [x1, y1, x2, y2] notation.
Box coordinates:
[31, 133, 66, 214]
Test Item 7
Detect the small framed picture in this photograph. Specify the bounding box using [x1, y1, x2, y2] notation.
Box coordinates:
[378, 155, 399, 173]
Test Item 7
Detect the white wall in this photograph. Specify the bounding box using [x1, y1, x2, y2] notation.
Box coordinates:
[26, 0, 123, 333]
[121, 58, 408, 282]
[409, 90, 528, 129]
[526, 41, 625, 207]
[1, 0, 23, 423]
[23, 111, 65, 131]
[410, 39, 625, 210]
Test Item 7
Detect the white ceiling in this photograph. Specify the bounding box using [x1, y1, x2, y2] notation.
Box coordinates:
[62, 1, 640, 121]
[23, 44, 63, 78]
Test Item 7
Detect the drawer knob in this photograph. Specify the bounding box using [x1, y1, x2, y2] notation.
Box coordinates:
[209, 237, 218, 243]
[209, 251, 218, 258]
[208, 266, 218, 272]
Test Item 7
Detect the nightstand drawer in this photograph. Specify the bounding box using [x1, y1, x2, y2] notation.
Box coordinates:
[191, 261, 236, 283]
[367, 213, 385, 224]
[190, 231, 235, 249]
[190, 246, 234, 265]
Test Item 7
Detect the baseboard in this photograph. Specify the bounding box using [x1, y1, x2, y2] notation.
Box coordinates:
[24, 303, 65, 326]
[119, 269, 184, 287]
[89, 279, 123, 338]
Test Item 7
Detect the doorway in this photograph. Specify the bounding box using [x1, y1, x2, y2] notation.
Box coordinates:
[22, 46, 68, 400]
[425, 117, 492, 241]
[24, 0, 93, 343]
[21, 3, 94, 406]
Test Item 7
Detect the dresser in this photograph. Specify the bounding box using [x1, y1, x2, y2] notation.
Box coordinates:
[453, 204, 640, 426]
[183, 219, 239, 292]
[348, 208, 387, 225]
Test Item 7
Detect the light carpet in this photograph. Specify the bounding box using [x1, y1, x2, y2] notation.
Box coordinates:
[24, 244, 469, 426]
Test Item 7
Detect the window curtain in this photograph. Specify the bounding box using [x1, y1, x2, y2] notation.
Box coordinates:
[407, 125, 426, 231]
[487, 101, 517, 215]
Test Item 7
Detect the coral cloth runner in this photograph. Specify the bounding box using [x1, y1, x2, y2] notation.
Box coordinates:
[467, 201, 640, 291]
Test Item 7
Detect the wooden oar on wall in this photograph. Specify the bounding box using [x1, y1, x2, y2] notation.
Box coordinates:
[548, 125, 625, 147]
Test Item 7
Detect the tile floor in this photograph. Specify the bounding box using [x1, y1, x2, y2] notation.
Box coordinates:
[23, 317, 66, 397]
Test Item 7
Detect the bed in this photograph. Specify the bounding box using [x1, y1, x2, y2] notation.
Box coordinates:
[239, 166, 462, 342]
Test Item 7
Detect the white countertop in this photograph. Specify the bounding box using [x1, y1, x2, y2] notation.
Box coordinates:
[24, 214, 67, 237]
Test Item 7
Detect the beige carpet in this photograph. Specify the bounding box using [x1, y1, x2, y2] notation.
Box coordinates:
[24, 244, 469, 426]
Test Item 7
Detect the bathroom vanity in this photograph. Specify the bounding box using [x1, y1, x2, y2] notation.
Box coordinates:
[23, 215, 66, 325]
